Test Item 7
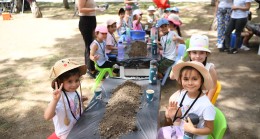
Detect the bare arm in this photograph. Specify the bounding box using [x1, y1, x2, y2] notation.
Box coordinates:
[207, 65, 218, 101]
[106, 45, 118, 50]
[90, 44, 100, 62]
[214, 0, 219, 16]
[44, 83, 63, 120]
[232, 2, 251, 11]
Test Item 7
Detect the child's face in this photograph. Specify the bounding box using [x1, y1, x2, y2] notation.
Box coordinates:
[168, 22, 176, 30]
[181, 69, 202, 93]
[119, 13, 125, 18]
[96, 32, 107, 40]
[108, 23, 117, 33]
[126, 10, 132, 15]
[159, 24, 169, 34]
[189, 51, 208, 63]
[63, 74, 80, 92]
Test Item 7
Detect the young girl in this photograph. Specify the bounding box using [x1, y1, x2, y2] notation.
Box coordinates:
[170, 34, 218, 101]
[167, 13, 182, 37]
[90, 25, 120, 74]
[158, 61, 216, 139]
[44, 58, 88, 139]
[106, 19, 118, 61]
[132, 9, 143, 31]
[117, 8, 128, 36]
[157, 18, 183, 79]
[125, 5, 133, 29]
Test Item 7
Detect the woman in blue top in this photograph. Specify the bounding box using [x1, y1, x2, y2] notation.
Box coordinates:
[224, 0, 252, 54]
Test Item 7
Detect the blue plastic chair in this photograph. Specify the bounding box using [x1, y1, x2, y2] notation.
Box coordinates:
[161, 44, 186, 86]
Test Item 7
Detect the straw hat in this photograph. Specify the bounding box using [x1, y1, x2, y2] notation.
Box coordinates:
[50, 58, 87, 88]
[147, 5, 156, 11]
[171, 61, 213, 90]
[187, 34, 211, 53]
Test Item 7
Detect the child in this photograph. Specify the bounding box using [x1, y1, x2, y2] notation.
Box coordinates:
[117, 8, 128, 36]
[167, 13, 182, 37]
[157, 18, 183, 79]
[132, 9, 143, 31]
[158, 61, 216, 139]
[106, 19, 118, 61]
[90, 25, 120, 74]
[170, 34, 218, 101]
[146, 5, 158, 25]
[125, 5, 133, 29]
[44, 58, 88, 139]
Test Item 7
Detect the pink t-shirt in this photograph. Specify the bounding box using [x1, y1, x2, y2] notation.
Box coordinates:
[105, 32, 117, 53]
[133, 20, 143, 31]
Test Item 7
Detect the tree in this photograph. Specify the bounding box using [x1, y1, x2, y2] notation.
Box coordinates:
[63, 0, 70, 9]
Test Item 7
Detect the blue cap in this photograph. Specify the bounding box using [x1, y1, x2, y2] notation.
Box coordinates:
[166, 8, 171, 11]
[171, 7, 179, 12]
[157, 18, 169, 28]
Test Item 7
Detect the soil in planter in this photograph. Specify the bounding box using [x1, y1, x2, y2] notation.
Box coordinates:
[99, 81, 143, 139]
[128, 41, 148, 58]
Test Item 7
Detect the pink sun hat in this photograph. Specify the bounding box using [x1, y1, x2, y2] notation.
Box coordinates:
[95, 25, 108, 33]
[167, 14, 181, 26]
[187, 34, 211, 53]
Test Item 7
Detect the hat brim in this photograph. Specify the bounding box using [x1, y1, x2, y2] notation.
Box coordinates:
[186, 47, 211, 53]
[168, 19, 181, 26]
[51, 64, 87, 89]
[171, 62, 213, 90]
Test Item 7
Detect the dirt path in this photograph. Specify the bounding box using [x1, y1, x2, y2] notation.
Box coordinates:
[0, 2, 260, 139]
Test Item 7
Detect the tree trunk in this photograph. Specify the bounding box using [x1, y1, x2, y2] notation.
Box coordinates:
[63, 0, 70, 9]
[211, 0, 216, 6]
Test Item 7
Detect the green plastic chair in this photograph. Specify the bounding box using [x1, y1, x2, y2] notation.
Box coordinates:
[183, 39, 190, 61]
[208, 107, 227, 139]
[92, 62, 114, 92]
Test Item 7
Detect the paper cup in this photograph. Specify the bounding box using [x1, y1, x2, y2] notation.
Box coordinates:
[146, 89, 154, 101]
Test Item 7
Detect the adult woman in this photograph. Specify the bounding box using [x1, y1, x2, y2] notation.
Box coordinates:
[78, 0, 104, 78]
[224, 0, 252, 54]
[215, 0, 232, 49]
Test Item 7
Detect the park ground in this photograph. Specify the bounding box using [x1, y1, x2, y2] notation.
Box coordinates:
[0, 2, 260, 139]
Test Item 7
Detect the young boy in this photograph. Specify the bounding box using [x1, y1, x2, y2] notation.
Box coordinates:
[125, 5, 133, 29]
[132, 9, 143, 31]
[157, 18, 183, 79]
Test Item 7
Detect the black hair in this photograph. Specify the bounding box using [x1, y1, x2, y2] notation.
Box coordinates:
[53, 68, 81, 89]
[178, 66, 204, 92]
[118, 8, 125, 15]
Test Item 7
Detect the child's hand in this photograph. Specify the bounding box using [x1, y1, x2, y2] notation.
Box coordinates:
[82, 96, 88, 102]
[165, 101, 178, 119]
[183, 117, 196, 134]
[53, 82, 63, 101]
[231, 5, 238, 10]
[93, 55, 100, 61]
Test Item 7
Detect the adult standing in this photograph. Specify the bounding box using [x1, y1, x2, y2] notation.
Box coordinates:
[224, 0, 252, 54]
[78, 0, 103, 78]
[215, 0, 232, 49]
[124, 0, 139, 10]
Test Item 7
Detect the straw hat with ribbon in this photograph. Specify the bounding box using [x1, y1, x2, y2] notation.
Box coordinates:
[50, 58, 87, 126]
[171, 61, 213, 90]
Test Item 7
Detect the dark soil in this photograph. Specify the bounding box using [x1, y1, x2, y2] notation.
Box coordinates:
[99, 81, 143, 138]
[129, 41, 148, 57]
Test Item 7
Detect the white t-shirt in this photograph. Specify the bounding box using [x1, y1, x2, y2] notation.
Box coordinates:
[53, 91, 82, 138]
[160, 31, 179, 61]
[177, 90, 216, 139]
[90, 40, 109, 66]
[231, 0, 252, 19]
[218, 0, 233, 8]
[117, 19, 127, 36]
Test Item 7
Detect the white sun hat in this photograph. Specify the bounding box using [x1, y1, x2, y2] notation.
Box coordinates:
[187, 34, 211, 53]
